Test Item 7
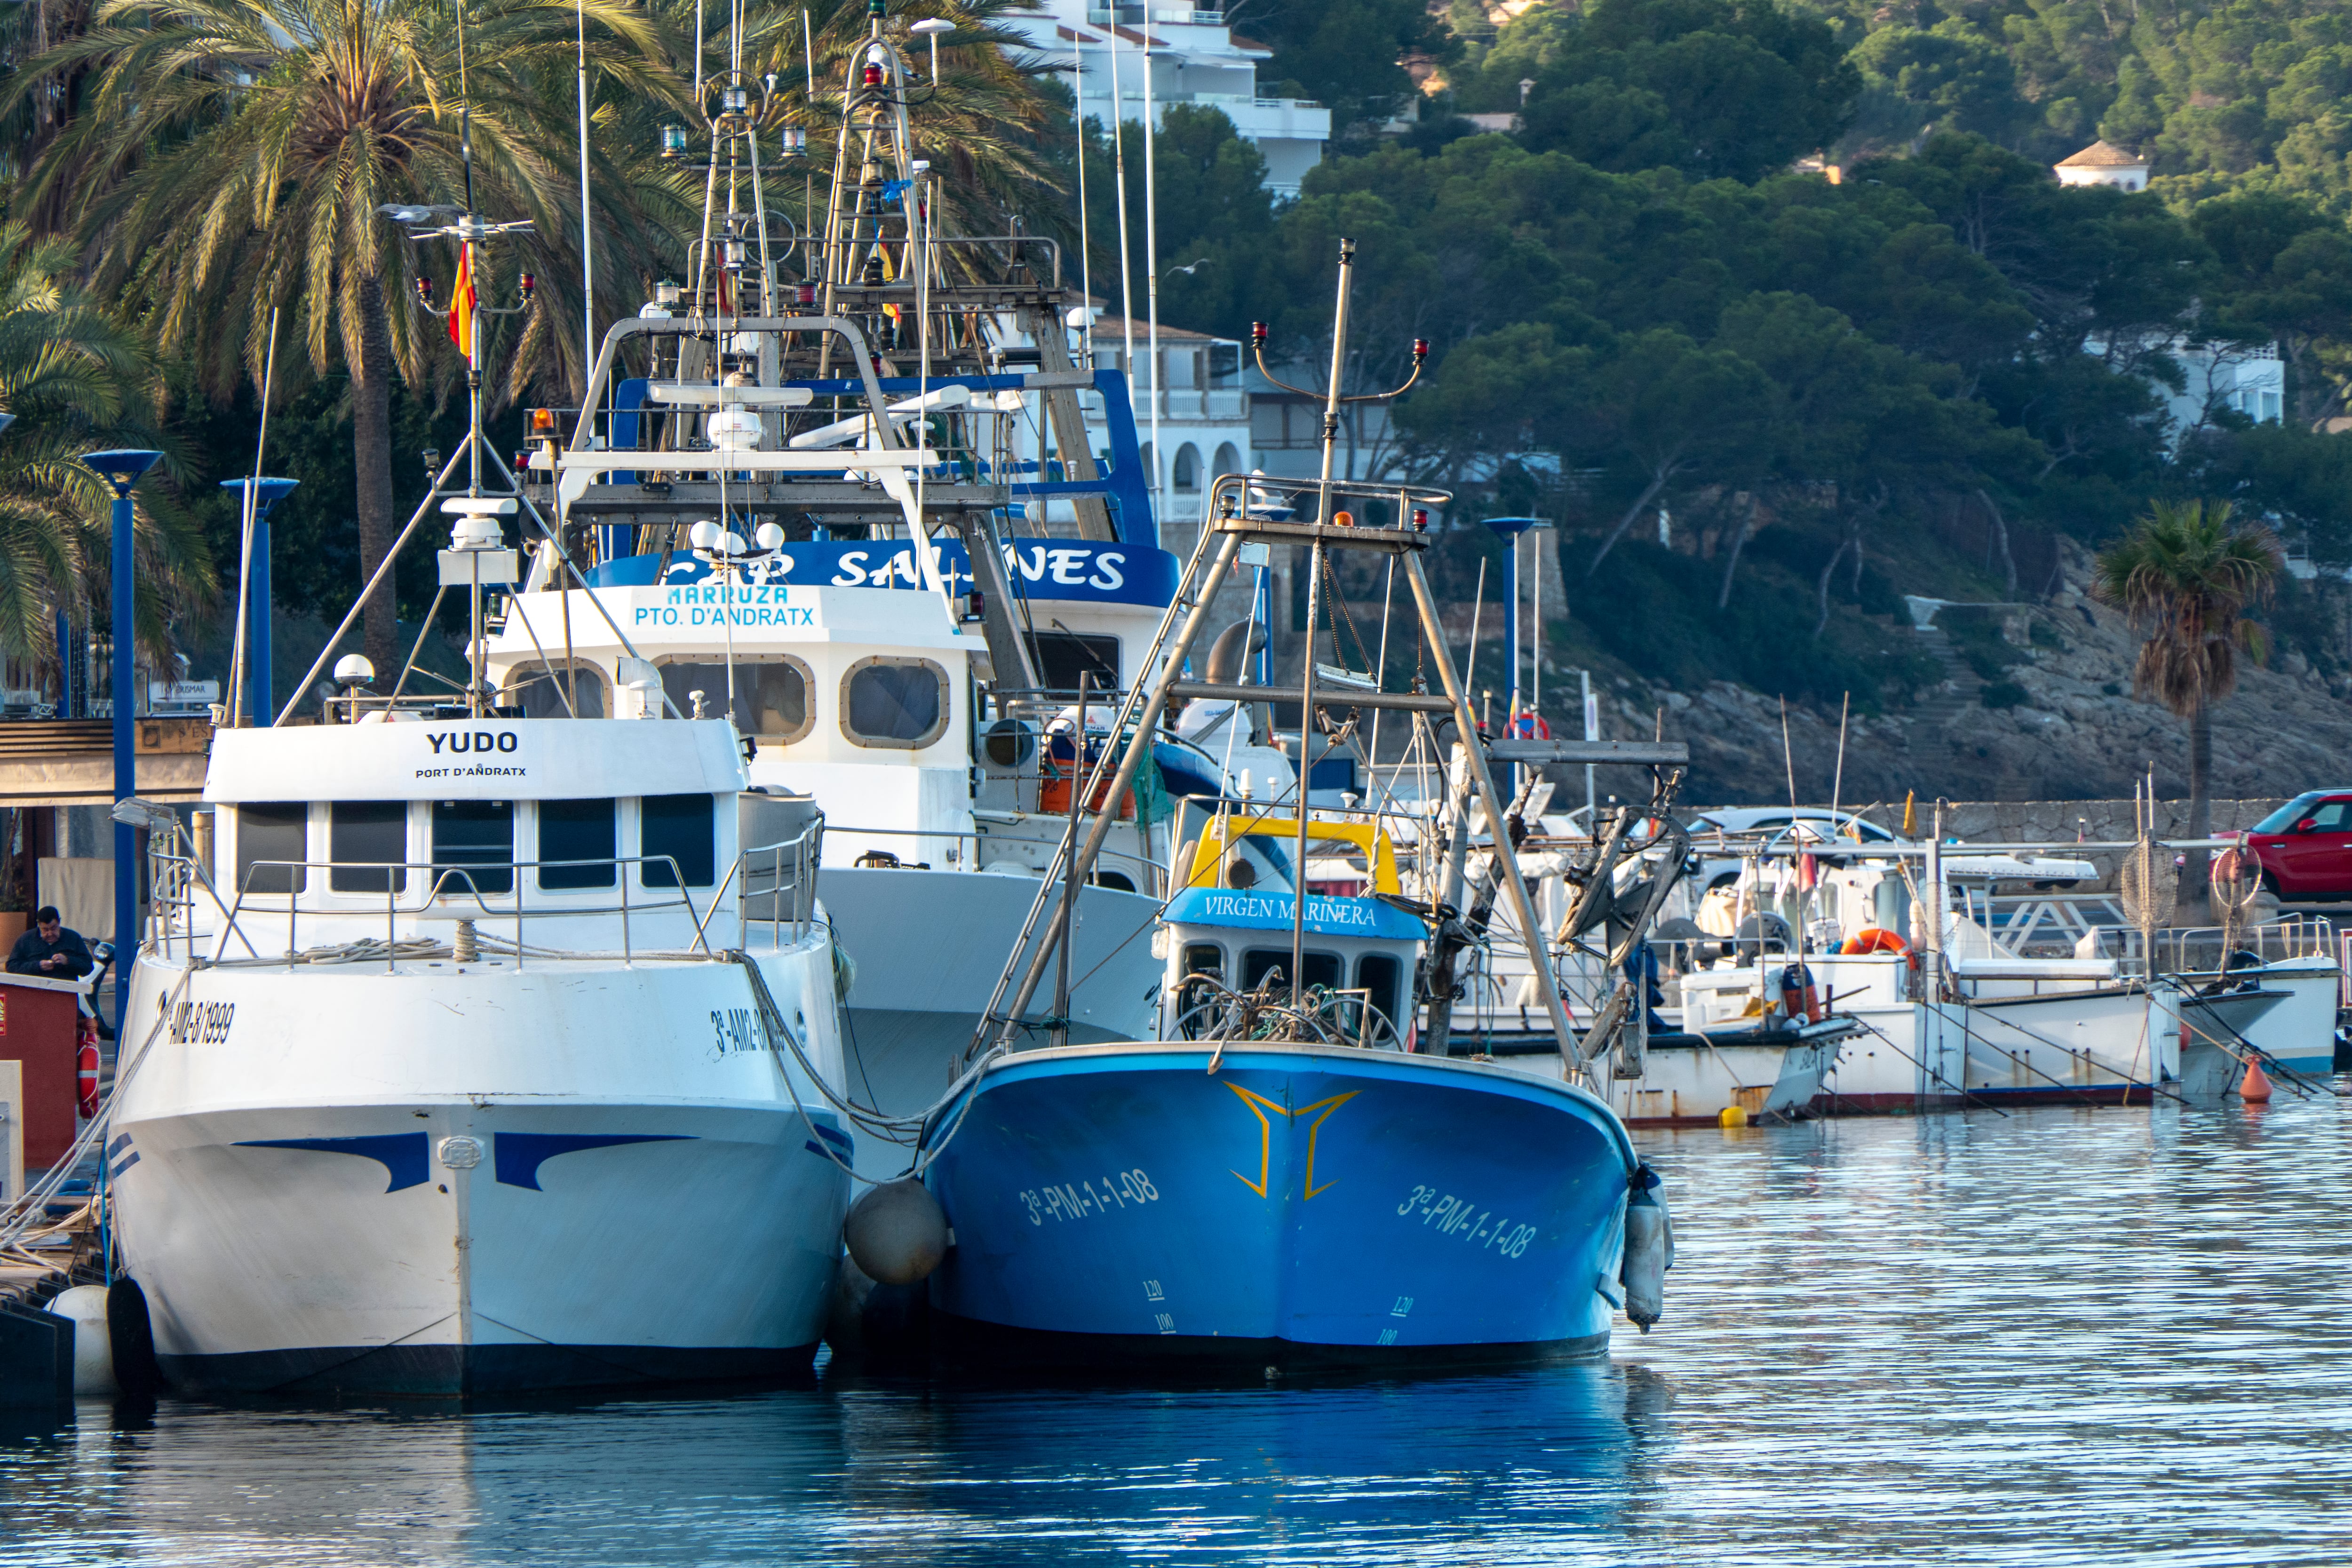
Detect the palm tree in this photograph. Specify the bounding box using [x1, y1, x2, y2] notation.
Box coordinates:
[15, 0, 677, 674]
[2092, 498, 2283, 905]
[0, 217, 214, 673]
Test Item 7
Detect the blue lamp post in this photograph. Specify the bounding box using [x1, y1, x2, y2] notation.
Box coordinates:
[1481, 517, 1542, 790]
[221, 478, 300, 725]
[82, 449, 162, 1033]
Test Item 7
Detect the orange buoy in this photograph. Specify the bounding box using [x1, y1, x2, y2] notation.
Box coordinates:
[2240, 1057, 2274, 1104]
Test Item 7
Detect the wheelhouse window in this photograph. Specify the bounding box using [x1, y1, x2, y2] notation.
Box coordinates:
[841, 656, 949, 749]
[1032, 632, 1120, 695]
[659, 658, 812, 740]
[431, 800, 513, 897]
[501, 662, 606, 718]
[539, 798, 617, 890]
[1240, 947, 1341, 993]
[640, 793, 716, 888]
[236, 803, 308, 896]
[1356, 954, 1403, 1028]
[329, 802, 408, 894]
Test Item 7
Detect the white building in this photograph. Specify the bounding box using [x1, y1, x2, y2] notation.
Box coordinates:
[2054, 140, 2150, 192]
[1245, 361, 1402, 484]
[1097, 316, 1254, 550]
[2088, 334, 2285, 444]
[1008, 4, 1332, 195]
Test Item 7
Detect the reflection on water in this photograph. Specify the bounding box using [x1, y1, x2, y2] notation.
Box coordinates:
[3, 1097, 2348, 1565]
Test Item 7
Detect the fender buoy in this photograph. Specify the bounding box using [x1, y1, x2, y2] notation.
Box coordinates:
[1839, 927, 1909, 956]
[2240, 1058, 2274, 1104]
[76, 1015, 99, 1119]
[1620, 1166, 1672, 1332]
[1779, 962, 1823, 1024]
[108, 1276, 160, 1403]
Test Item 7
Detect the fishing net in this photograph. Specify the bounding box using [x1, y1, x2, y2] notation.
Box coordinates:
[2209, 843, 2264, 958]
[2118, 832, 2174, 974]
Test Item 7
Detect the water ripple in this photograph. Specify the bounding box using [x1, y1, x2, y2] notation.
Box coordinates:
[1, 1097, 2346, 1564]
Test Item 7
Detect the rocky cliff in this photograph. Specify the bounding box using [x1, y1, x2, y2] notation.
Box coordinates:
[1582, 541, 2352, 808]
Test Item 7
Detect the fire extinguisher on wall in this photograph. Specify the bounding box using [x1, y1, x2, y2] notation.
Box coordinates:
[77, 1011, 100, 1119]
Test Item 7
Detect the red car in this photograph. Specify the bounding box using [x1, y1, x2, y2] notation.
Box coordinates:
[2242, 790, 2352, 898]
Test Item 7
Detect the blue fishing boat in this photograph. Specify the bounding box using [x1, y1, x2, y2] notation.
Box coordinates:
[916, 808, 1668, 1364]
[859, 240, 1673, 1367]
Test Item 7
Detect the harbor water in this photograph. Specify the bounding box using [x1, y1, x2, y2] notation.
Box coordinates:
[3, 1094, 2347, 1565]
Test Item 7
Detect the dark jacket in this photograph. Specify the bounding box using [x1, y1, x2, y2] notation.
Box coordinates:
[8, 926, 93, 980]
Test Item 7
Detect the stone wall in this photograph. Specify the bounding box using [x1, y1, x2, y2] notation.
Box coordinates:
[1840, 797, 2291, 843]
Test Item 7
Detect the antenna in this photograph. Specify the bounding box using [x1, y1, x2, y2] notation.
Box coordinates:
[380, 96, 538, 715]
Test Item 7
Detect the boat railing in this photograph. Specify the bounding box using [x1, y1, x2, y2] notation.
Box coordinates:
[2144, 915, 2338, 979]
[740, 816, 826, 949]
[146, 816, 826, 970]
[828, 821, 1163, 889]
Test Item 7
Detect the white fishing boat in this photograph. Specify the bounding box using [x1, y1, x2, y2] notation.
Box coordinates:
[95, 113, 853, 1393]
[111, 712, 848, 1396]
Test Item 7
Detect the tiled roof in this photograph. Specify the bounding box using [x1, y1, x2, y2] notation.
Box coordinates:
[2056, 140, 2147, 169]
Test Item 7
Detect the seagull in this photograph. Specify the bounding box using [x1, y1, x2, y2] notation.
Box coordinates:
[377, 203, 461, 223]
[1168, 257, 1214, 276]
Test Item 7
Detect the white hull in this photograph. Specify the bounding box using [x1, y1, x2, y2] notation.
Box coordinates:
[1604, 1031, 1843, 1123]
[821, 866, 1164, 1178]
[113, 942, 850, 1396]
[2230, 958, 2339, 1074]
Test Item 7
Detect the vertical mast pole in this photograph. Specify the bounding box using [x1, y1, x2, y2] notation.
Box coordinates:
[1073, 31, 1092, 360]
[1107, 24, 1136, 433]
[1317, 240, 1355, 502]
[1291, 542, 1320, 1006]
[1141, 26, 1161, 530]
[1056, 671, 1088, 1048]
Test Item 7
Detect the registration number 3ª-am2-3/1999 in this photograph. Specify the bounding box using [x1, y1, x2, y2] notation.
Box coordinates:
[1020, 1169, 1159, 1225]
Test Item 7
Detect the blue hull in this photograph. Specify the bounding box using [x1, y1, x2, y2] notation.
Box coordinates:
[923, 1044, 1640, 1361]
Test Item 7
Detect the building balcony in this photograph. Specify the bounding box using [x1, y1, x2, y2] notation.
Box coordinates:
[1089, 6, 1225, 24]
[1132, 386, 1248, 422]
[1188, 93, 1331, 141]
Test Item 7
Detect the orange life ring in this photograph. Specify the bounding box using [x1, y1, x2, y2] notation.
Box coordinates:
[1840, 927, 1909, 956]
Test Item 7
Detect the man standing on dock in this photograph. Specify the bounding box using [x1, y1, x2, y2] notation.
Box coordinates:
[8, 906, 93, 980]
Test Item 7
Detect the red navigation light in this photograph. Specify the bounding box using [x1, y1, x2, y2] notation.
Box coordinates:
[1411, 508, 1430, 531]
[1250, 321, 1268, 348]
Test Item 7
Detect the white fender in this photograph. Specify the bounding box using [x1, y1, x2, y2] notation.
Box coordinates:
[1621, 1168, 1672, 1332]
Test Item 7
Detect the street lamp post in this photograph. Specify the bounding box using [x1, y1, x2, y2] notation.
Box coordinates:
[82, 449, 162, 1033]
[221, 478, 300, 726]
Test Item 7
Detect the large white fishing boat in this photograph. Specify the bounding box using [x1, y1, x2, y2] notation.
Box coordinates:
[97, 103, 855, 1392]
[111, 711, 848, 1395]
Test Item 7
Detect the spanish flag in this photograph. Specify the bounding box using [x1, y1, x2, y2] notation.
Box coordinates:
[447, 245, 477, 363]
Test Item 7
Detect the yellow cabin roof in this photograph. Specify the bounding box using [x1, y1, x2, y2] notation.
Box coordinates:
[1179, 812, 1401, 894]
